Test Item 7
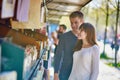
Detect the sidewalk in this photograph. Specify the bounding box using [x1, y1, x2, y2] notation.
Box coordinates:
[49, 60, 120, 80]
[97, 61, 120, 80]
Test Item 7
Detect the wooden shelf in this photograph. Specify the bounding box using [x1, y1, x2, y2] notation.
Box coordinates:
[11, 20, 45, 29]
[23, 29, 48, 41]
[0, 26, 37, 47]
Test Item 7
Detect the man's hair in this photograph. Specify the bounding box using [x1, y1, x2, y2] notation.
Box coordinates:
[59, 24, 67, 30]
[69, 11, 84, 19]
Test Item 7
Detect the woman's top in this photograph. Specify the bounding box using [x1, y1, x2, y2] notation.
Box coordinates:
[68, 45, 100, 80]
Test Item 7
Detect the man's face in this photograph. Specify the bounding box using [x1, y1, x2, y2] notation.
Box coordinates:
[59, 26, 65, 33]
[70, 17, 83, 32]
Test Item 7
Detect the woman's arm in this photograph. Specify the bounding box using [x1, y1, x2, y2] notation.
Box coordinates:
[90, 45, 100, 80]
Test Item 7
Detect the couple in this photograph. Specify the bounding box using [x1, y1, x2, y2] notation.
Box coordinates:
[54, 11, 100, 80]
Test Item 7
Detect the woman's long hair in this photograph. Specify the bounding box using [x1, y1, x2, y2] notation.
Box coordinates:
[74, 23, 97, 51]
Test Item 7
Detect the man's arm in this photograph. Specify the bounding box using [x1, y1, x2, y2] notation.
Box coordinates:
[54, 35, 64, 80]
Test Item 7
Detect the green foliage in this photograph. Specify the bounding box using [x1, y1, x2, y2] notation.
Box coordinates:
[100, 52, 120, 68]
[81, 0, 119, 31]
[118, 63, 120, 67]
[100, 53, 112, 59]
[107, 63, 120, 68]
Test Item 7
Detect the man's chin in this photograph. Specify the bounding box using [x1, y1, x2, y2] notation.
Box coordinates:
[78, 38, 81, 40]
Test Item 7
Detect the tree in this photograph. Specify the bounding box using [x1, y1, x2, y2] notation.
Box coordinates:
[114, 0, 119, 67]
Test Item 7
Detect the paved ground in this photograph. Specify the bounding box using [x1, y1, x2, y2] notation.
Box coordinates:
[97, 42, 120, 80]
[97, 61, 120, 80]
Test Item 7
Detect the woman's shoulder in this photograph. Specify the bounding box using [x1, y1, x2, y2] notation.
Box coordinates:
[92, 44, 100, 52]
[92, 44, 99, 49]
[93, 44, 99, 48]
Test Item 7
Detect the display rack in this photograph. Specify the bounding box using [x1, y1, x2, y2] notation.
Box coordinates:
[25, 48, 47, 80]
[0, 26, 48, 80]
[0, 0, 48, 79]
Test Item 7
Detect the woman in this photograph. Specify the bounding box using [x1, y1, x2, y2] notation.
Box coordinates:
[68, 23, 100, 80]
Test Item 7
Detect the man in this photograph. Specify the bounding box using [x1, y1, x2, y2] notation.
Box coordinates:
[52, 24, 67, 46]
[54, 11, 84, 80]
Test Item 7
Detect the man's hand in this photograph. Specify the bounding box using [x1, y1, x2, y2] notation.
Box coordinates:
[54, 73, 59, 80]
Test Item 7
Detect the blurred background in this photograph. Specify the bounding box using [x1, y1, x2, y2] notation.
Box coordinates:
[0, 0, 120, 80]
